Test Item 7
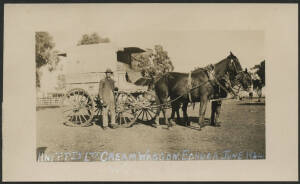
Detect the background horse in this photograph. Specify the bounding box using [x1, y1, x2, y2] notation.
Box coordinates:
[251, 79, 264, 102]
[154, 52, 252, 129]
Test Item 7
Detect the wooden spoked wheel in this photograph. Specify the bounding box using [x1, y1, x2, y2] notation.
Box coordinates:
[115, 93, 137, 126]
[93, 95, 102, 120]
[61, 88, 94, 127]
[134, 92, 160, 122]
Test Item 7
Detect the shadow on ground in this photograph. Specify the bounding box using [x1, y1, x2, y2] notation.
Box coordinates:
[237, 102, 265, 106]
[63, 114, 219, 131]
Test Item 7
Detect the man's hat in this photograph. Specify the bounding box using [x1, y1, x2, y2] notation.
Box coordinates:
[105, 68, 113, 73]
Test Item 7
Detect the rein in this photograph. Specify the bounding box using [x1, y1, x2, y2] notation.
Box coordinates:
[145, 59, 246, 109]
[151, 66, 240, 109]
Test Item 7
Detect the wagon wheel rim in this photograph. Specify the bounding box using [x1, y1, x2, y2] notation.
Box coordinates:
[134, 92, 160, 122]
[61, 88, 94, 127]
[115, 93, 137, 126]
[134, 105, 160, 122]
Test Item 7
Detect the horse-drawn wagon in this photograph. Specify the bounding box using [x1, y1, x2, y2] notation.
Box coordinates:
[60, 44, 252, 129]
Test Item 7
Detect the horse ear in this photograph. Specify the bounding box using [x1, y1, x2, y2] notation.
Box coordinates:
[230, 51, 233, 55]
[245, 68, 248, 73]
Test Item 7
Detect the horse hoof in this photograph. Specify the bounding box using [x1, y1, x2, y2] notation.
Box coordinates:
[166, 123, 173, 129]
[215, 122, 221, 127]
[199, 122, 204, 128]
[152, 124, 157, 128]
[169, 119, 176, 126]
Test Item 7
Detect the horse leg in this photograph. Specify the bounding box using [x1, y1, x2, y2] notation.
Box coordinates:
[170, 103, 175, 120]
[161, 108, 169, 127]
[214, 100, 222, 126]
[198, 96, 208, 129]
[176, 105, 181, 123]
[159, 97, 170, 127]
[182, 102, 189, 126]
[210, 101, 217, 126]
[258, 89, 262, 102]
[169, 102, 177, 126]
[211, 100, 221, 126]
[153, 95, 161, 128]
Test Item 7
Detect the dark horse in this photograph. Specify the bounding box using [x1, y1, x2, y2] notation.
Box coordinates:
[154, 52, 252, 129]
[250, 78, 264, 102]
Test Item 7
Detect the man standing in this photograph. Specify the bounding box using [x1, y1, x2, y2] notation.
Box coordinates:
[98, 68, 118, 130]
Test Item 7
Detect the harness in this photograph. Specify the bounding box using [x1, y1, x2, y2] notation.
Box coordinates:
[187, 72, 193, 102]
[187, 64, 238, 103]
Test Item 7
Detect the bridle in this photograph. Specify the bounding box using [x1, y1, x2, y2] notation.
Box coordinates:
[212, 58, 249, 98]
[230, 59, 252, 94]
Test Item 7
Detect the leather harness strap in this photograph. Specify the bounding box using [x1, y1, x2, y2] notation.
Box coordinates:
[187, 65, 238, 103]
[187, 72, 192, 102]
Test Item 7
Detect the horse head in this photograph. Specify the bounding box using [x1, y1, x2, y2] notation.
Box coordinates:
[234, 68, 253, 91]
[224, 52, 252, 91]
[212, 52, 252, 93]
[226, 51, 243, 75]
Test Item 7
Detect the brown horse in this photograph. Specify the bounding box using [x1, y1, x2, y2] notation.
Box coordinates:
[154, 52, 252, 129]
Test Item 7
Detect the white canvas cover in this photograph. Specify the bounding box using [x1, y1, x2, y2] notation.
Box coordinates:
[60, 43, 147, 94]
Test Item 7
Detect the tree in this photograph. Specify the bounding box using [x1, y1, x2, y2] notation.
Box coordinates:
[36, 32, 55, 68]
[132, 45, 174, 80]
[77, 32, 110, 45]
[252, 60, 265, 87]
[35, 32, 60, 88]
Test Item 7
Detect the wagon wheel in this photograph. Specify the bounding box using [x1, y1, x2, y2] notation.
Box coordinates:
[93, 95, 102, 120]
[115, 92, 137, 126]
[134, 92, 160, 122]
[61, 88, 94, 127]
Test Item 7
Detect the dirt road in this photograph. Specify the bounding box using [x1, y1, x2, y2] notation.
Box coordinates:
[36, 98, 265, 161]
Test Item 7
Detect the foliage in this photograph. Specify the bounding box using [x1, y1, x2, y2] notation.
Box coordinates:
[131, 45, 174, 80]
[77, 32, 110, 45]
[36, 32, 60, 87]
[252, 60, 265, 87]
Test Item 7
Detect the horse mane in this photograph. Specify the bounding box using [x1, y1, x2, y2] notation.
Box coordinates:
[154, 72, 174, 84]
[214, 57, 229, 68]
[191, 66, 206, 73]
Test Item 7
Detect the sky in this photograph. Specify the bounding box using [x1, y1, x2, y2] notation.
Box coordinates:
[15, 3, 265, 72]
[52, 30, 264, 72]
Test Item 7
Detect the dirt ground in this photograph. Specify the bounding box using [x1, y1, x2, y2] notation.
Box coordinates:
[36, 98, 265, 161]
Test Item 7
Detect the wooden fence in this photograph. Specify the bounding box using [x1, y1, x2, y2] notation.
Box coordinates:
[37, 96, 63, 107]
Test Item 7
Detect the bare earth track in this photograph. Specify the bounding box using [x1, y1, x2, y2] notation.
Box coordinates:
[37, 98, 265, 161]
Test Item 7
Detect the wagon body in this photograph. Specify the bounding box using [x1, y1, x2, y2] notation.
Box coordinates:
[60, 44, 159, 127]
